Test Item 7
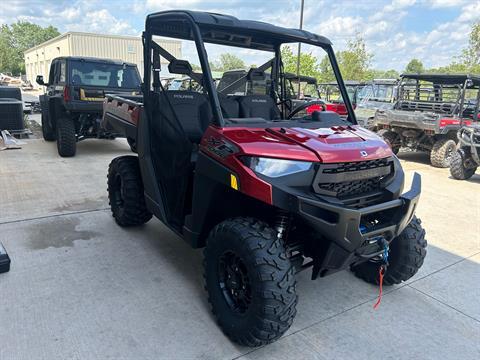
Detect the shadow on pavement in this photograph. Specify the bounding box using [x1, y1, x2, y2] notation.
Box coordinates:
[397, 151, 431, 165]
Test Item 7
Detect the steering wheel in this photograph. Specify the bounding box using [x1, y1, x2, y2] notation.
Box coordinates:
[287, 100, 327, 119]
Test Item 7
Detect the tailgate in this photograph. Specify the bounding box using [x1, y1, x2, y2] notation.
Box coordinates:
[375, 109, 439, 131]
[102, 95, 143, 139]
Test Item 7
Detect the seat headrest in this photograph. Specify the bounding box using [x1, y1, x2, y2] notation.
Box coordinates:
[247, 68, 266, 81]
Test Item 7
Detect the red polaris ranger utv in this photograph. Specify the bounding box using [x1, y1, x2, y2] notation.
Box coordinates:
[103, 11, 427, 346]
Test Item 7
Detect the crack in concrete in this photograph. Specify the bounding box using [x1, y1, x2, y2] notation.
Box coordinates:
[0, 208, 109, 226]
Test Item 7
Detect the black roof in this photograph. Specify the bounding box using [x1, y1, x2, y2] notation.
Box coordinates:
[146, 10, 332, 51]
[52, 56, 137, 66]
[371, 79, 398, 85]
[318, 81, 362, 86]
[401, 73, 480, 86]
[284, 73, 317, 84]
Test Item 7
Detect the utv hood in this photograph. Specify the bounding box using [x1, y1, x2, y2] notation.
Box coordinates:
[222, 125, 392, 163]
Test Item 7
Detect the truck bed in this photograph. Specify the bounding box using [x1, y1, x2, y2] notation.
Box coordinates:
[102, 94, 143, 140]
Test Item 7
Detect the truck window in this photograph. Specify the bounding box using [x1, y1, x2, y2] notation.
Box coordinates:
[70, 61, 141, 89]
[59, 61, 66, 83]
[48, 60, 57, 84]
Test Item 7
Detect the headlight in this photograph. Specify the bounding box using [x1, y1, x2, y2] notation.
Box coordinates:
[241, 157, 312, 178]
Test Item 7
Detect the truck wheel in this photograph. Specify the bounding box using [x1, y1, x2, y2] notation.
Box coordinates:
[56, 116, 76, 157]
[204, 217, 297, 347]
[430, 138, 456, 168]
[450, 148, 477, 180]
[41, 109, 56, 141]
[377, 129, 401, 154]
[351, 216, 427, 286]
[107, 156, 152, 226]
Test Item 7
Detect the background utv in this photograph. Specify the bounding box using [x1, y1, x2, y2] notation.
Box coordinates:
[103, 11, 427, 347]
[373, 74, 480, 167]
[37, 56, 141, 157]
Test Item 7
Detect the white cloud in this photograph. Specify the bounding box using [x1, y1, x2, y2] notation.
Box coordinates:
[457, 1, 480, 22]
[383, 0, 417, 12]
[145, 0, 204, 11]
[427, 0, 467, 8]
[70, 9, 137, 35]
[1, 1, 138, 36]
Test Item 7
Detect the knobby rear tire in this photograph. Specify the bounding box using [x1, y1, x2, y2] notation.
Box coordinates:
[377, 129, 401, 155]
[107, 156, 152, 226]
[56, 116, 76, 157]
[450, 148, 477, 180]
[430, 138, 456, 168]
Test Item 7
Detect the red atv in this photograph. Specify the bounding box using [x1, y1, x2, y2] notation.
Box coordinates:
[103, 10, 427, 347]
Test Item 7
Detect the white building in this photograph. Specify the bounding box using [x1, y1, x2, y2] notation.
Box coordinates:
[24, 32, 181, 87]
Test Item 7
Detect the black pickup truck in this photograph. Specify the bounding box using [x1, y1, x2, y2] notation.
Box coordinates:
[37, 56, 141, 156]
[373, 74, 480, 167]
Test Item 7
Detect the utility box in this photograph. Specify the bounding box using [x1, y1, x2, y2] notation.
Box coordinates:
[0, 86, 27, 135]
[0, 98, 24, 131]
[0, 86, 22, 101]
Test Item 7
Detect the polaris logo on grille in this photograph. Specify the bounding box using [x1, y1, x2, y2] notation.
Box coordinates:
[251, 99, 267, 103]
[173, 94, 194, 99]
[360, 151, 368, 157]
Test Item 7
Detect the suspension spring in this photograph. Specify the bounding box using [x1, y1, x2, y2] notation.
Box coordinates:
[275, 211, 291, 242]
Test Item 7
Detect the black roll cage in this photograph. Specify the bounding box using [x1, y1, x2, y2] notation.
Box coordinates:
[284, 73, 321, 99]
[397, 74, 480, 120]
[141, 10, 357, 126]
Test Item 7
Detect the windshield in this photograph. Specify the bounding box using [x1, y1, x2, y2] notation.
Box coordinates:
[319, 84, 356, 103]
[70, 61, 141, 89]
[357, 84, 395, 102]
[167, 78, 202, 91]
[147, 33, 354, 125]
[217, 69, 272, 96]
[286, 79, 319, 99]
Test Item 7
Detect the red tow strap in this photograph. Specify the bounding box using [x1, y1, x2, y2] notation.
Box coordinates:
[373, 265, 386, 310]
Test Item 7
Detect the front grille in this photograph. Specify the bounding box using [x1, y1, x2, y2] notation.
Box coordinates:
[322, 158, 391, 174]
[317, 177, 382, 197]
[313, 157, 394, 199]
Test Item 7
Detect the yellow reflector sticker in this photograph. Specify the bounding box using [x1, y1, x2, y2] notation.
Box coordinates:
[230, 174, 238, 190]
[80, 88, 103, 101]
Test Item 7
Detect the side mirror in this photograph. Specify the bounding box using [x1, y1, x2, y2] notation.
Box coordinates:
[36, 75, 46, 86]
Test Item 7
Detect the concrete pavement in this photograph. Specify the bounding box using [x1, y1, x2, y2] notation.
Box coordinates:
[0, 139, 479, 360]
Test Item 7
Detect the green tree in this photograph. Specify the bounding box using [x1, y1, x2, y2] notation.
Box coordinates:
[405, 58, 424, 74]
[317, 55, 335, 82]
[281, 45, 321, 78]
[0, 21, 60, 74]
[191, 63, 201, 71]
[218, 53, 245, 71]
[317, 34, 373, 82]
[370, 69, 400, 79]
[336, 35, 373, 81]
[426, 63, 468, 74]
[461, 21, 480, 72]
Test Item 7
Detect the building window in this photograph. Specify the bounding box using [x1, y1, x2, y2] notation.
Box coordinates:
[127, 44, 135, 54]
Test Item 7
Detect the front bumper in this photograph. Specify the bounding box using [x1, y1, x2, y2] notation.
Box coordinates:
[294, 173, 421, 277]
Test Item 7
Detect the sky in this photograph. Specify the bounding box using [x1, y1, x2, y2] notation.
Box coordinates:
[1, 0, 479, 71]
